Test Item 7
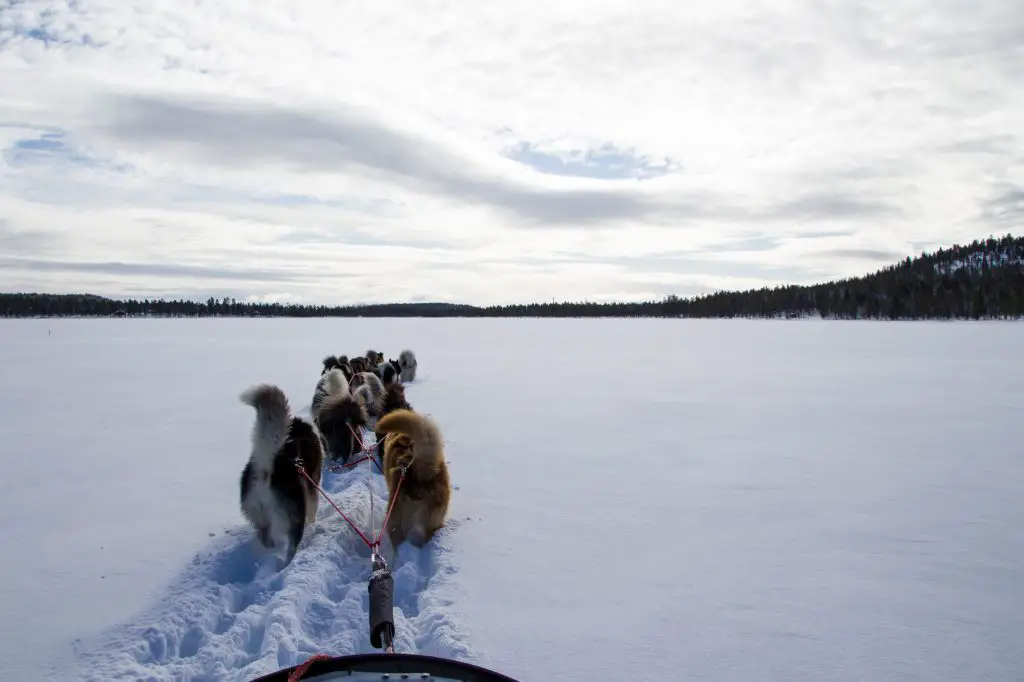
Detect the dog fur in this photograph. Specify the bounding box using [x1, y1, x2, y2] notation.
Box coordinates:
[349, 356, 369, 374]
[375, 359, 399, 388]
[375, 409, 451, 557]
[313, 370, 369, 463]
[312, 367, 349, 417]
[239, 384, 325, 568]
[353, 371, 386, 416]
[378, 382, 412, 421]
[374, 383, 412, 461]
[398, 349, 417, 382]
[337, 361, 354, 384]
[322, 355, 353, 383]
[365, 349, 383, 368]
[321, 355, 339, 375]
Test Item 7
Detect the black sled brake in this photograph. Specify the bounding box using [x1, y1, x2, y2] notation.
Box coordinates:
[250, 553, 520, 681]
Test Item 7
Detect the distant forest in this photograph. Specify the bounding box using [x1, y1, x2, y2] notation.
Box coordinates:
[2, 234, 1023, 320]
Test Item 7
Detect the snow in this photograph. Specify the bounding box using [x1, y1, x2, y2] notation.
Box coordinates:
[1, 317, 1023, 681]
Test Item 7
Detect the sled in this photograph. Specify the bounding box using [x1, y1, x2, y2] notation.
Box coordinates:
[251, 652, 520, 681]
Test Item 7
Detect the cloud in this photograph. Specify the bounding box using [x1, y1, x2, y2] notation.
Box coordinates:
[814, 248, 910, 263]
[0, 0, 1021, 305]
[88, 91, 718, 226]
[0, 218, 52, 256]
[981, 184, 1024, 225]
[0, 257, 311, 283]
[768, 192, 903, 220]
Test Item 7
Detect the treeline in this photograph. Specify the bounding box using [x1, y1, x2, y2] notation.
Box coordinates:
[2, 234, 1022, 320]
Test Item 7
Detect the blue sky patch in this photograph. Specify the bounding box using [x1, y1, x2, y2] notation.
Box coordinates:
[506, 141, 676, 180]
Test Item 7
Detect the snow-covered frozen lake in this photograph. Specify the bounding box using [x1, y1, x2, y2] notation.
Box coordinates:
[1, 317, 1021, 681]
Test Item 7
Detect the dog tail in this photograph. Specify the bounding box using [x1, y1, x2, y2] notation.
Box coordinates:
[325, 367, 350, 396]
[240, 383, 292, 468]
[374, 409, 444, 473]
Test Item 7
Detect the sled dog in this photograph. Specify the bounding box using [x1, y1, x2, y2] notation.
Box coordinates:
[321, 355, 339, 375]
[398, 349, 417, 382]
[353, 371, 386, 417]
[239, 384, 324, 568]
[375, 359, 400, 388]
[375, 409, 451, 558]
[312, 367, 348, 416]
[313, 368, 369, 463]
[374, 382, 412, 461]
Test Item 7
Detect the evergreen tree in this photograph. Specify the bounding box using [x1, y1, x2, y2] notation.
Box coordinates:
[2, 233, 1022, 319]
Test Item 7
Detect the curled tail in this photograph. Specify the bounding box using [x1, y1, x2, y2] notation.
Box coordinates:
[313, 368, 348, 417]
[326, 367, 350, 396]
[375, 408, 444, 474]
[240, 383, 292, 468]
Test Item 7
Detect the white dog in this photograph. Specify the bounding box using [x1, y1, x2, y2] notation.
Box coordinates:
[398, 349, 417, 383]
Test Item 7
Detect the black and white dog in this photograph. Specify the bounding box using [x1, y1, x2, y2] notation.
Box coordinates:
[376, 358, 401, 388]
[239, 383, 324, 568]
[321, 355, 353, 383]
[398, 349, 417, 383]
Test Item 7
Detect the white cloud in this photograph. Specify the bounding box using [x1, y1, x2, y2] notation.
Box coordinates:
[0, 0, 1020, 305]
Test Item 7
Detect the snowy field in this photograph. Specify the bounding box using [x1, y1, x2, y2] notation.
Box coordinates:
[1, 317, 1022, 682]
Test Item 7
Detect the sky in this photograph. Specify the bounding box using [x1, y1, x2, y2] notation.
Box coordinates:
[0, 0, 1021, 306]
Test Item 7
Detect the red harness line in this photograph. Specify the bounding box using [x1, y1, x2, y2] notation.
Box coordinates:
[287, 415, 406, 675]
[332, 452, 384, 475]
[295, 423, 406, 553]
[286, 653, 332, 682]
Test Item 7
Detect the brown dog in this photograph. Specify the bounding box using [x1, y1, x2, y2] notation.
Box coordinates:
[374, 409, 451, 558]
[365, 349, 383, 368]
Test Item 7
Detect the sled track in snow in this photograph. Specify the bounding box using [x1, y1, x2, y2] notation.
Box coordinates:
[73, 408, 471, 681]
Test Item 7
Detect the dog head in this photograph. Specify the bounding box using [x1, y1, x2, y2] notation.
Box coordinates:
[338, 362, 354, 383]
[315, 394, 370, 463]
[321, 355, 339, 375]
